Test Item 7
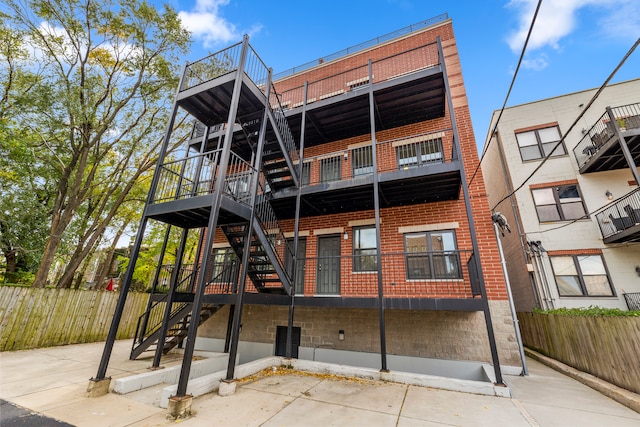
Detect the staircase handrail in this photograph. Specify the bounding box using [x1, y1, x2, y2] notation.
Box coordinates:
[253, 180, 294, 283]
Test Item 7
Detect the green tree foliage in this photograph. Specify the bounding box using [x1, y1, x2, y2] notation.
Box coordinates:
[1, 0, 192, 287]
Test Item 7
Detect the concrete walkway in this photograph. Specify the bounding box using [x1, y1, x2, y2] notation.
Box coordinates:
[1, 340, 639, 426]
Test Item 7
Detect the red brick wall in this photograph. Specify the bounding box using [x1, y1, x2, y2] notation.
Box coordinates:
[211, 21, 508, 301]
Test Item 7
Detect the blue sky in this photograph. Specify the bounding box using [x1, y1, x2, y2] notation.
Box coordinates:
[167, 0, 640, 150]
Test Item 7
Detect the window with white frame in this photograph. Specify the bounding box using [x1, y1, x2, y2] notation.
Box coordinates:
[353, 226, 377, 272]
[516, 126, 566, 161]
[404, 230, 461, 279]
[550, 254, 614, 297]
[531, 184, 586, 222]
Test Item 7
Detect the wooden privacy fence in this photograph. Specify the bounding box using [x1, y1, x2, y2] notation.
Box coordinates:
[0, 287, 150, 351]
[518, 312, 640, 395]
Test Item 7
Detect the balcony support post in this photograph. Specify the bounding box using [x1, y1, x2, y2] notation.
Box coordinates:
[152, 228, 189, 369]
[226, 67, 274, 381]
[368, 60, 388, 372]
[437, 37, 504, 385]
[287, 81, 309, 359]
[137, 224, 172, 353]
[174, 36, 250, 398]
[607, 107, 640, 187]
[92, 61, 189, 386]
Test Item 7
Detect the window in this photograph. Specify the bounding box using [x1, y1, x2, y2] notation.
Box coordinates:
[352, 146, 373, 177]
[353, 227, 377, 272]
[396, 139, 443, 169]
[320, 156, 341, 182]
[404, 230, 461, 279]
[516, 126, 566, 161]
[532, 184, 586, 222]
[550, 255, 613, 297]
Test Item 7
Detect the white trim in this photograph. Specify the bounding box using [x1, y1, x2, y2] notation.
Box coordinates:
[348, 218, 378, 227]
[283, 231, 310, 238]
[391, 132, 445, 148]
[347, 141, 373, 150]
[398, 222, 459, 234]
[314, 227, 345, 236]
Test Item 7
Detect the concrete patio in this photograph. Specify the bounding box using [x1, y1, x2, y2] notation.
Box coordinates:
[1, 340, 639, 426]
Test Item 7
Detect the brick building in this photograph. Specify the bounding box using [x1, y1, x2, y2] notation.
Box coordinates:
[93, 15, 520, 398]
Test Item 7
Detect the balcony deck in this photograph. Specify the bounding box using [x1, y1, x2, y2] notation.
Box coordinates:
[270, 130, 461, 218]
[162, 249, 484, 312]
[573, 103, 640, 173]
[594, 188, 640, 244]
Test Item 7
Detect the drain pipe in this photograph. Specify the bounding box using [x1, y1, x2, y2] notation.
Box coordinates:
[492, 213, 528, 376]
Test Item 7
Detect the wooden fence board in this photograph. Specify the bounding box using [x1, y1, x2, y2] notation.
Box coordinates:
[518, 312, 640, 395]
[0, 287, 150, 351]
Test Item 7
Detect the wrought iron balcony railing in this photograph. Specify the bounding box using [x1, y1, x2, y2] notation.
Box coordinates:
[295, 130, 453, 186]
[594, 188, 640, 239]
[573, 102, 640, 169]
[275, 41, 440, 111]
[623, 292, 640, 310]
[152, 149, 259, 205]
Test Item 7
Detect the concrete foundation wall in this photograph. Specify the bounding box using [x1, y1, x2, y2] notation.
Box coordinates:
[197, 300, 521, 367]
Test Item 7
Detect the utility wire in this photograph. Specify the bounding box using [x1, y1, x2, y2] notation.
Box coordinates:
[467, 0, 543, 189]
[490, 36, 640, 212]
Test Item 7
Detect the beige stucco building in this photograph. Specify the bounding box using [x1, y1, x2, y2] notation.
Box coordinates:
[482, 78, 640, 312]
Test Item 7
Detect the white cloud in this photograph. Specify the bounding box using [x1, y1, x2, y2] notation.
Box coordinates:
[521, 53, 548, 71]
[178, 0, 239, 48]
[506, 0, 640, 53]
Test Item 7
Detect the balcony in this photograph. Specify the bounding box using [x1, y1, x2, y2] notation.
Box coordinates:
[277, 41, 445, 148]
[173, 250, 483, 310]
[594, 188, 640, 243]
[145, 149, 258, 227]
[269, 130, 461, 218]
[573, 103, 640, 173]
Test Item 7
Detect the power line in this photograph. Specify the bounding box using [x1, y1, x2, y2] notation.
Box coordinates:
[490, 36, 640, 212]
[467, 0, 543, 189]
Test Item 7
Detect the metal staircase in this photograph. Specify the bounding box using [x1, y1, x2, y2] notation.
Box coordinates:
[130, 299, 223, 360]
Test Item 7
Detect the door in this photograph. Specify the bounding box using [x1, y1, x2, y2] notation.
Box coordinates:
[316, 235, 340, 295]
[275, 326, 301, 358]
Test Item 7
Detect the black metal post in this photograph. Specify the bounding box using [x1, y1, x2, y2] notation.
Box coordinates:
[224, 304, 235, 353]
[226, 68, 273, 380]
[367, 60, 388, 372]
[437, 37, 503, 385]
[286, 81, 308, 359]
[137, 224, 172, 350]
[174, 36, 250, 397]
[152, 228, 189, 368]
[93, 61, 187, 381]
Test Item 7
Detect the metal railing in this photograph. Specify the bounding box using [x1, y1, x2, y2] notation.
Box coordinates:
[254, 179, 295, 284]
[276, 41, 440, 112]
[623, 292, 640, 310]
[180, 41, 270, 93]
[594, 188, 640, 239]
[289, 250, 474, 298]
[152, 149, 261, 204]
[181, 42, 242, 91]
[272, 14, 448, 80]
[573, 102, 640, 169]
[299, 131, 449, 186]
[268, 87, 300, 165]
